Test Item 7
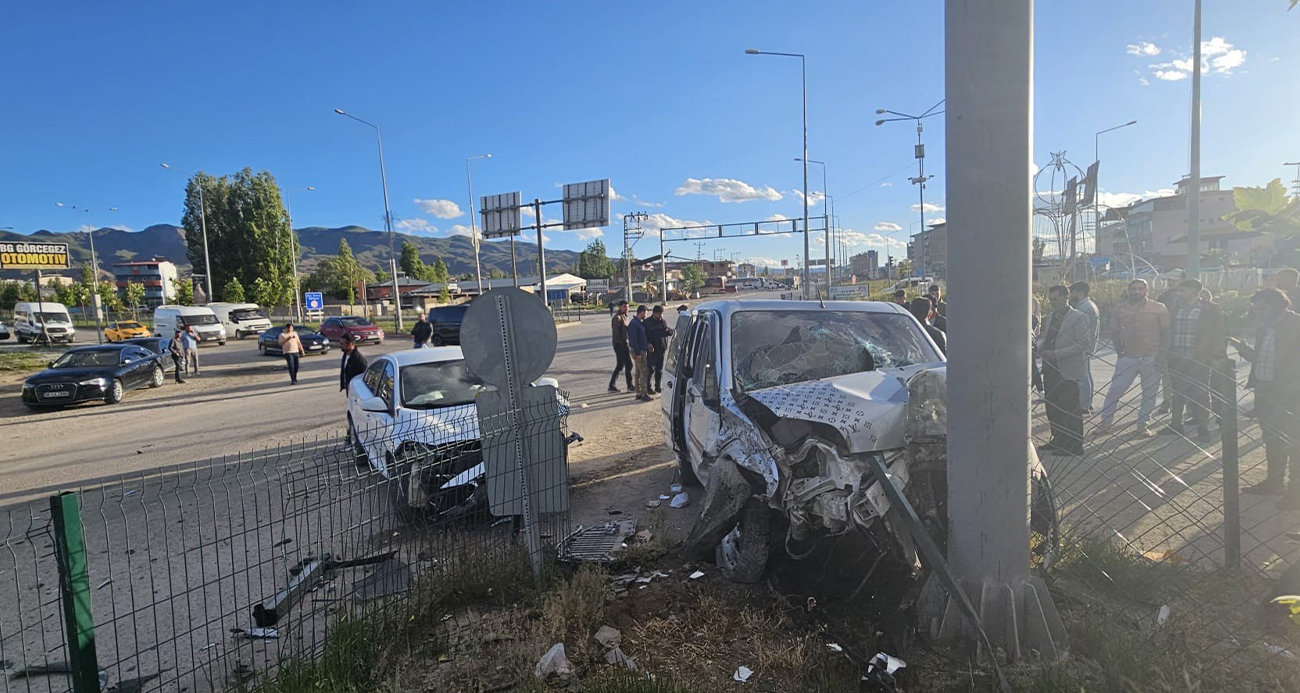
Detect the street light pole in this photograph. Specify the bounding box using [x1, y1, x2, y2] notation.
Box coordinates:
[1186, 0, 1203, 280]
[796, 158, 831, 290]
[876, 101, 944, 280]
[284, 186, 313, 322]
[1093, 120, 1137, 271]
[465, 154, 492, 295]
[56, 203, 107, 343]
[335, 108, 403, 330]
[160, 163, 214, 303]
[748, 48, 810, 299]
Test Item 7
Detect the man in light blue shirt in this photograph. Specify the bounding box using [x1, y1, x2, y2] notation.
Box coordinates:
[179, 326, 200, 376]
[1070, 282, 1101, 413]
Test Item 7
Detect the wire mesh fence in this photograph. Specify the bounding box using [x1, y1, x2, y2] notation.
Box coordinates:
[0, 391, 572, 692]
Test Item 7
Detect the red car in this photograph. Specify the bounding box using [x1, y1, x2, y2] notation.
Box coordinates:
[318, 316, 385, 345]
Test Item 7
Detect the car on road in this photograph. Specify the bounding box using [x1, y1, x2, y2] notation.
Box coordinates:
[0, 320, 9, 340]
[13, 302, 77, 344]
[21, 343, 166, 409]
[257, 325, 331, 356]
[121, 336, 178, 373]
[426, 304, 469, 345]
[209, 302, 273, 340]
[318, 316, 384, 345]
[104, 320, 151, 342]
[662, 300, 1056, 583]
[346, 347, 566, 522]
[153, 306, 227, 345]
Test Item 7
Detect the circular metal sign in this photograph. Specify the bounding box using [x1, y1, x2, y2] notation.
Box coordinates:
[459, 288, 557, 389]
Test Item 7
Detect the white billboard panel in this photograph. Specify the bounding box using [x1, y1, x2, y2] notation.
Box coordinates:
[562, 179, 610, 230]
[481, 192, 522, 238]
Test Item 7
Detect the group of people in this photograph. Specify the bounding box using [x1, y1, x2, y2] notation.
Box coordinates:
[609, 301, 684, 402]
[166, 325, 201, 383]
[893, 284, 948, 354]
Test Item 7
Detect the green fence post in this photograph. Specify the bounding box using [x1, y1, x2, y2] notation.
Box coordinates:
[50, 491, 100, 693]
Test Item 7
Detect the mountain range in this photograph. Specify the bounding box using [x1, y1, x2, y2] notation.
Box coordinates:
[0, 225, 585, 281]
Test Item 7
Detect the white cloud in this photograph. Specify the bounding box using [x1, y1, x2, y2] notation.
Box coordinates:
[395, 218, 436, 234]
[1126, 41, 1161, 57]
[80, 223, 133, 233]
[1097, 188, 1176, 209]
[739, 257, 785, 267]
[790, 189, 827, 205]
[674, 177, 783, 203]
[1138, 77, 1151, 86]
[520, 205, 537, 218]
[446, 224, 474, 237]
[765, 213, 789, 221]
[1143, 36, 1246, 83]
[814, 229, 906, 251]
[1154, 68, 1189, 81]
[414, 198, 464, 219]
[640, 212, 715, 239]
[874, 221, 903, 232]
[928, 217, 946, 226]
[910, 202, 944, 213]
[632, 196, 666, 208]
[609, 184, 626, 202]
[880, 182, 893, 188]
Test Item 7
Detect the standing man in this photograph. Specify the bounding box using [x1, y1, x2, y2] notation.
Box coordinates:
[927, 284, 948, 331]
[180, 325, 200, 377]
[1163, 279, 1225, 443]
[908, 296, 947, 355]
[1237, 289, 1300, 501]
[644, 305, 675, 394]
[1038, 286, 1091, 456]
[411, 313, 432, 349]
[277, 323, 306, 385]
[608, 300, 633, 393]
[339, 335, 367, 392]
[1069, 282, 1101, 413]
[628, 304, 652, 401]
[168, 329, 187, 384]
[892, 289, 908, 307]
[1096, 279, 1171, 437]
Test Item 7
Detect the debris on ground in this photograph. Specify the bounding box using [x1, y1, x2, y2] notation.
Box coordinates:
[558, 520, 638, 563]
[611, 568, 671, 595]
[594, 625, 622, 649]
[862, 652, 906, 692]
[689, 570, 705, 580]
[733, 665, 754, 682]
[670, 492, 689, 508]
[645, 499, 661, 508]
[1156, 604, 1170, 626]
[534, 643, 574, 679]
[605, 647, 637, 671]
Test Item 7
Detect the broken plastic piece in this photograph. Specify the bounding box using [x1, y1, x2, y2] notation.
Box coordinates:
[238, 628, 279, 640]
[606, 647, 637, 671]
[827, 642, 844, 652]
[1156, 604, 1170, 626]
[689, 570, 705, 579]
[645, 500, 661, 508]
[534, 643, 574, 679]
[733, 665, 754, 683]
[670, 492, 689, 508]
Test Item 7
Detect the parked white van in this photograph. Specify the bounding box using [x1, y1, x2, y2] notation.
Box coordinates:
[153, 306, 227, 345]
[208, 302, 272, 340]
[12, 302, 77, 344]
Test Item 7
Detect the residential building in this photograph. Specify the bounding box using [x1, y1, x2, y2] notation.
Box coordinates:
[1118, 176, 1272, 270]
[850, 251, 879, 279]
[908, 223, 948, 280]
[113, 259, 178, 306]
[736, 262, 757, 278]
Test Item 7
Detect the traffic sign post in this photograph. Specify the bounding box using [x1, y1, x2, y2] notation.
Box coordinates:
[304, 292, 324, 312]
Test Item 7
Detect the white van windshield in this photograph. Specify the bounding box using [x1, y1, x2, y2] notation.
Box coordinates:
[179, 314, 219, 326]
[36, 312, 72, 324]
[231, 308, 266, 322]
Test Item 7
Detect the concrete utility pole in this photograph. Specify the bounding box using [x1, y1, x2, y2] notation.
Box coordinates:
[923, 0, 1066, 661]
[1185, 0, 1203, 279]
[623, 212, 648, 302]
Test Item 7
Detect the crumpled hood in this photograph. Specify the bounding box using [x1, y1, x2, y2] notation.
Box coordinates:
[745, 364, 941, 453]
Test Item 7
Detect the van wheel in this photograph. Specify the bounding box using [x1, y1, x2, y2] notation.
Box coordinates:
[218, 341, 226, 346]
[237, 331, 245, 340]
[17, 334, 28, 344]
[104, 379, 124, 405]
[149, 365, 164, 388]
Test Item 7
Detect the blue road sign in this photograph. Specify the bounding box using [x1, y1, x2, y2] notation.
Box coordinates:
[304, 292, 324, 311]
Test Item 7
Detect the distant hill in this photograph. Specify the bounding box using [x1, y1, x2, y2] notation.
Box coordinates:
[0, 225, 584, 281]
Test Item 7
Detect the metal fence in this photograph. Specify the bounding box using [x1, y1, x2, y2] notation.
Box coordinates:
[1, 395, 571, 692]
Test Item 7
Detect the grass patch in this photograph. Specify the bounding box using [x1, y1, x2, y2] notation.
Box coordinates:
[0, 349, 58, 373]
[1054, 536, 1190, 603]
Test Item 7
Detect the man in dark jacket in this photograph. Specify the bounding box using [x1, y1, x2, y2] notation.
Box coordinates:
[628, 305, 652, 401]
[1239, 289, 1300, 504]
[608, 301, 633, 393]
[340, 336, 367, 392]
[644, 305, 675, 394]
[410, 314, 433, 348]
[909, 297, 947, 355]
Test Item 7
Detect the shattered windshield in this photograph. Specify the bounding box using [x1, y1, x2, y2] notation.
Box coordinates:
[731, 310, 938, 392]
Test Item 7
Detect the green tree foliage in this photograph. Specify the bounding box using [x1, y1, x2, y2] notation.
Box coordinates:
[124, 283, 146, 318]
[431, 257, 449, 283]
[65, 283, 90, 316]
[180, 168, 297, 307]
[54, 282, 77, 307]
[576, 239, 616, 279]
[98, 282, 123, 313]
[309, 239, 373, 303]
[679, 263, 705, 292]
[1, 281, 33, 310]
[223, 277, 246, 303]
[79, 263, 95, 285]
[375, 267, 391, 284]
[488, 268, 507, 280]
[172, 277, 195, 306]
[400, 241, 430, 281]
[1224, 178, 1300, 238]
[248, 277, 274, 307]
[438, 286, 451, 303]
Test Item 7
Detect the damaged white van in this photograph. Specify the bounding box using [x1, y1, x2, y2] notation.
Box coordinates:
[662, 300, 1056, 583]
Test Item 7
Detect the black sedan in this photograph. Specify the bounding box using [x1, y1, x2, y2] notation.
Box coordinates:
[258, 325, 331, 356]
[21, 344, 166, 409]
[121, 336, 178, 373]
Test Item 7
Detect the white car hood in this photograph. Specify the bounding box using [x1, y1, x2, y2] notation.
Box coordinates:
[395, 404, 480, 446]
[744, 364, 940, 453]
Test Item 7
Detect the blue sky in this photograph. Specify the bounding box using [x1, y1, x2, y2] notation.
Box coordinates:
[2, 0, 1296, 268]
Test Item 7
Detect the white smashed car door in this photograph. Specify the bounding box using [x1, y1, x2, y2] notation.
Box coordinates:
[684, 312, 722, 476]
[660, 312, 693, 444]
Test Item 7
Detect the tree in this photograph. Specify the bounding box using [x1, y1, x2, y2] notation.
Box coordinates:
[223, 277, 246, 303]
[1224, 178, 1300, 239]
[438, 286, 451, 304]
[430, 258, 449, 283]
[680, 263, 705, 292]
[488, 268, 507, 280]
[124, 283, 146, 319]
[375, 267, 391, 284]
[98, 282, 123, 314]
[248, 277, 275, 307]
[172, 277, 195, 306]
[400, 241, 431, 282]
[310, 239, 373, 303]
[576, 239, 616, 279]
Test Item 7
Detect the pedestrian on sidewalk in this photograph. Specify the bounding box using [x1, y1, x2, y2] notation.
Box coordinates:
[340, 335, 367, 392]
[608, 300, 633, 393]
[1163, 279, 1225, 443]
[168, 330, 187, 384]
[1237, 289, 1300, 502]
[277, 323, 306, 385]
[629, 305, 652, 401]
[1038, 286, 1091, 456]
[908, 296, 947, 355]
[1069, 282, 1101, 413]
[411, 314, 432, 349]
[180, 325, 200, 376]
[1096, 279, 1170, 437]
[644, 304, 675, 394]
[927, 284, 948, 331]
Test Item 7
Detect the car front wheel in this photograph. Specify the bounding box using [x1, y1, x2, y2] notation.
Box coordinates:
[259, 343, 267, 356]
[149, 365, 164, 388]
[104, 379, 124, 405]
[715, 497, 771, 584]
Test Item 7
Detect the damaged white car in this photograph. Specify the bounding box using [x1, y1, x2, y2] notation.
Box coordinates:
[662, 300, 1055, 583]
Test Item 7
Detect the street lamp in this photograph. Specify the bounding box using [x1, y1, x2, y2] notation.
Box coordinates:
[747, 47, 811, 299]
[465, 153, 492, 294]
[55, 202, 109, 343]
[283, 186, 314, 321]
[1093, 120, 1137, 268]
[795, 157, 831, 288]
[334, 107, 404, 330]
[160, 163, 214, 303]
[875, 100, 944, 280]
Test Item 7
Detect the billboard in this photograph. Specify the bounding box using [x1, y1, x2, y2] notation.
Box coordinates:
[0, 241, 70, 270]
[562, 179, 610, 230]
[481, 192, 522, 238]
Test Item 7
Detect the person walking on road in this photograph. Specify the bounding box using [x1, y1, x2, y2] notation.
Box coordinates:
[927, 284, 948, 331]
[180, 325, 200, 376]
[1069, 282, 1101, 413]
[908, 297, 947, 355]
[168, 330, 187, 384]
[608, 301, 633, 393]
[411, 314, 433, 349]
[628, 304, 652, 401]
[1096, 279, 1170, 437]
[1163, 279, 1225, 443]
[277, 323, 306, 385]
[1038, 286, 1092, 456]
[1236, 289, 1300, 503]
[340, 335, 367, 392]
[644, 304, 675, 394]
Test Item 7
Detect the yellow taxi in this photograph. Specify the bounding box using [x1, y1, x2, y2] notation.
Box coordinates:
[104, 320, 151, 342]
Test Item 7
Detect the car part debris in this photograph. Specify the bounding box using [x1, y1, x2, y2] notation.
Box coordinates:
[862, 652, 906, 691]
[534, 643, 574, 679]
[252, 550, 398, 627]
[558, 520, 637, 563]
[670, 492, 689, 508]
[234, 628, 279, 640]
[594, 625, 622, 649]
[827, 642, 844, 653]
[689, 570, 705, 579]
[733, 665, 754, 683]
[645, 500, 661, 509]
[605, 647, 637, 671]
[1156, 604, 1170, 626]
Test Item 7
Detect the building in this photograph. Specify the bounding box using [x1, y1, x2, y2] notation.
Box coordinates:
[850, 251, 879, 279]
[908, 222, 948, 279]
[113, 259, 178, 306]
[736, 263, 757, 278]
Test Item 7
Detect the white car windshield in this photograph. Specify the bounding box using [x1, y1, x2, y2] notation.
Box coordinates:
[731, 310, 938, 392]
[400, 360, 489, 409]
